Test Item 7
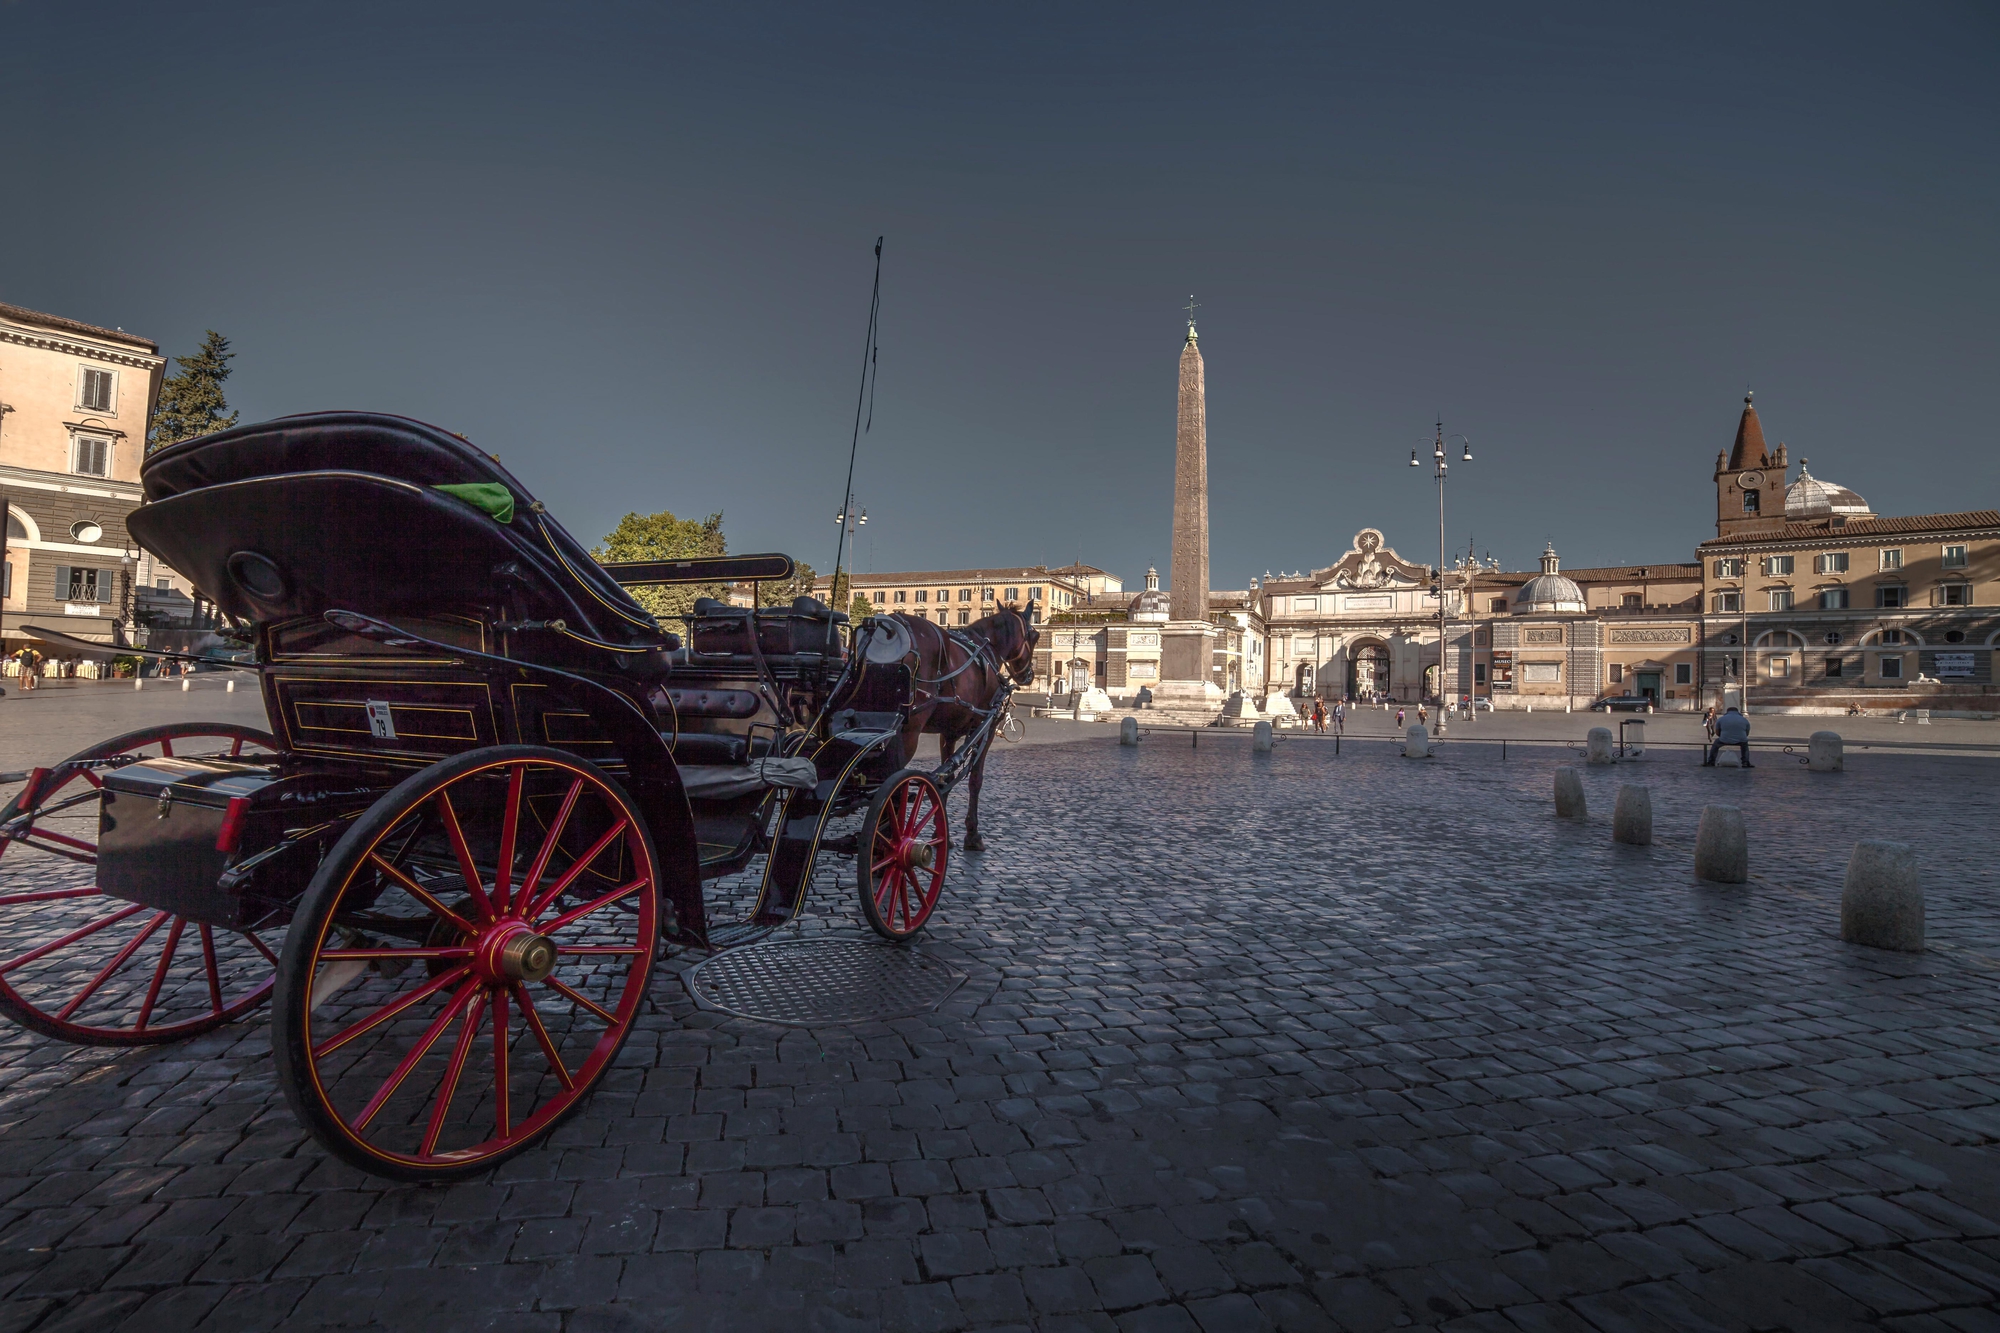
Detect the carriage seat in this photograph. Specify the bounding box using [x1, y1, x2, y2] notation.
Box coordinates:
[676, 756, 819, 801]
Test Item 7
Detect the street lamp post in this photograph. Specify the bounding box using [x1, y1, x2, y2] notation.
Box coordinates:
[1410, 423, 1474, 734]
[833, 503, 867, 609]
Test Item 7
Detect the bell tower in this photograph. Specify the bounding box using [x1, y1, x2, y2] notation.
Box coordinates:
[1714, 392, 1789, 539]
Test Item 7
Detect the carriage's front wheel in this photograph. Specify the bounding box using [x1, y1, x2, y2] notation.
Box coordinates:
[858, 770, 948, 941]
[274, 746, 659, 1182]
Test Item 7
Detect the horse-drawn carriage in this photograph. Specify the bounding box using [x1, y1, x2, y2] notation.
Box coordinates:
[0, 412, 1034, 1180]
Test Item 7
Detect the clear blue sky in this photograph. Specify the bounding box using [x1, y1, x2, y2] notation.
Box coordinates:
[5, 3, 1994, 587]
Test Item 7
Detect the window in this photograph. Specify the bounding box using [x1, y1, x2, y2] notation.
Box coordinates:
[1675, 663, 1693, 685]
[1474, 663, 1487, 685]
[982, 587, 994, 601]
[871, 591, 885, 604]
[957, 610, 969, 626]
[1714, 591, 1742, 613]
[156, 578, 171, 591]
[913, 590, 926, 603]
[1817, 552, 1849, 574]
[1940, 583, 1972, 606]
[1880, 655, 1903, 680]
[1768, 656, 1789, 680]
[1769, 590, 1794, 611]
[72, 436, 110, 476]
[1880, 629, 1904, 645]
[1743, 489, 1760, 513]
[1819, 588, 1848, 610]
[1, 561, 9, 599]
[1946, 629, 1967, 643]
[936, 610, 949, 623]
[77, 367, 114, 412]
[57, 566, 106, 602]
[1714, 558, 1743, 578]
[936, 589, 948, 603]
[1490, 597, 1507, 612]
[1766, 555, 1794, 575]
[1608, 663, 1623, 684]
[1880, 549, 1903, 571]
[893, 590, 906, 603]
[1004, 587, 1019, 601]
[1621, 593, 1642, 610]
[1877, 585, 1907, 609]
[1825, 657, 1843, 678]
[958, 588, 972, 602]
[1029, 586, 1042, 600]
[1943, 545, 1968, 568]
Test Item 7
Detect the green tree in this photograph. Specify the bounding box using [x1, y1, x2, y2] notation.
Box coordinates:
[756, 559, 819, 608]
[849, 594, 876, 621]
[594, 509, 726, 625]
[148, 331, 239, 452]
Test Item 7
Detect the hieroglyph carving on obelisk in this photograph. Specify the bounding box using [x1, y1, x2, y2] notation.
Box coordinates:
[1170, 321, 1209, 622]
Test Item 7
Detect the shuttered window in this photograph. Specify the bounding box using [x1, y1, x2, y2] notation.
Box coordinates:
[78, 368, 114, 412]
[72, 437, 110, 476]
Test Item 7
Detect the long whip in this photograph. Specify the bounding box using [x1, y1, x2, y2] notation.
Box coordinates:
[830, 237, 883, 608]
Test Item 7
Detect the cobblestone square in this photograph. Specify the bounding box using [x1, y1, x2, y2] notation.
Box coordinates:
[2, 704, 1998, 1331]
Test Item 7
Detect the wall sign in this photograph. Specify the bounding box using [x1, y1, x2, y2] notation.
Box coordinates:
[1490, 651, 1514, 690]
[1608, 626, 1692, 644]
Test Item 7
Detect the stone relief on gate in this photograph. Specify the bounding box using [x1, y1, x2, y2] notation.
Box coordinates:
[1324, 529, 1426, 591]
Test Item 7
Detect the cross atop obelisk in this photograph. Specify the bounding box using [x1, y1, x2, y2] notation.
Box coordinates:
[1169, 305, 1209, 623]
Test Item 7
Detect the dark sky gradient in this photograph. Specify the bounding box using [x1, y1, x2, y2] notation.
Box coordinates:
[6, 4, 1995, 588]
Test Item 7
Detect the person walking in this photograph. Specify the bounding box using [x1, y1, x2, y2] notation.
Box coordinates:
[1704, 705, 1754, 767]
[12, 645, 38, 693]
[1417, 704, 1428, 728]
[1395, 706, 1406, 729]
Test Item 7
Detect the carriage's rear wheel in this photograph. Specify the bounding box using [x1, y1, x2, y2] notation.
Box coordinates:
[0, 723, 282, 1044]
[858, 770, 948, 941]
[274, 746, 659, 1181]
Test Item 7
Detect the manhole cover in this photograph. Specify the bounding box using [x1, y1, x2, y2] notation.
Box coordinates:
[684, 936, 966, 1026]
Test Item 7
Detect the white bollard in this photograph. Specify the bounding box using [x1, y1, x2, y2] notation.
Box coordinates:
[1554, 767, 1586, 819]
[1403, 724, 1429, 758]
[226, 679, 236, 692]
[1808, 731, 1843, 773]
[181, 677, 191, 692]
[1252, 720, 1273, 752]
[134, 678, 143, 691]
[1694, 805, 1748, 883]
[1612, 785, 1653, 845]
[1119, 716, 1139, 746]
[1586, 727, 1615, 765]
[1841, 840, 1923, 952]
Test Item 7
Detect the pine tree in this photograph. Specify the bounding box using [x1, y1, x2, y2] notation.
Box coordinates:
[148, 331, 239, 452]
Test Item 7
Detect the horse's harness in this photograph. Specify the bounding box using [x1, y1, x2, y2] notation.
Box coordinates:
[863, 616, 1026, 714]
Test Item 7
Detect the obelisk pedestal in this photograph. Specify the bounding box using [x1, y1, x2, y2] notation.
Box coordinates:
[1157, 318, 1225, 708]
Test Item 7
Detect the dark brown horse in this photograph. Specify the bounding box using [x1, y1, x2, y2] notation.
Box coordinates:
[887, 604, 1038, 851]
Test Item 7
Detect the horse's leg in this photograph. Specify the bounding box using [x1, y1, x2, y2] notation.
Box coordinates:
[963, 745, 987, 853]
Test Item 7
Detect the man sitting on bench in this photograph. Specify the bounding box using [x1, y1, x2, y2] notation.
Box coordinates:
[1704, 705, 1754, 768]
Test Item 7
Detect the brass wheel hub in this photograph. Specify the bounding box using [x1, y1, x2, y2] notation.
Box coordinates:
[477, 921, 558, 983]
[900, 840, 936, 872]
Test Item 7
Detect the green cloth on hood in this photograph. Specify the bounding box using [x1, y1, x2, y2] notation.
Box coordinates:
[433, 482, 515, 524]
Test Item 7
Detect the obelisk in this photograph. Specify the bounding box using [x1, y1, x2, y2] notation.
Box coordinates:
[1158, 313, 1224, 703]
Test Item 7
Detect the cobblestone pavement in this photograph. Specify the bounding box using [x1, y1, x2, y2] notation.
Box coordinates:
[1, 729, 1999, 1331]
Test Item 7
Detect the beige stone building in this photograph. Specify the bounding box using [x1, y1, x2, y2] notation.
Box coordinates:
[1, 302, 168, 649]
[815, 566, 1091, 628]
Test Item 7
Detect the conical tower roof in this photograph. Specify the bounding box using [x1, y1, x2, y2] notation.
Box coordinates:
[1727, 392, 1768, 470]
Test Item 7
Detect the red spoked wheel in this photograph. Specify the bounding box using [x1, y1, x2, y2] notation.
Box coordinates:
[273, 745, 659, 1181]
[858, 769, 948, 941]
[0, 722, 283, 1044]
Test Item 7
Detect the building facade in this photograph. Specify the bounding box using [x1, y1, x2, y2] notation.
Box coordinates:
[1, 302, 167, 649]
[817, 566, 1091, 627]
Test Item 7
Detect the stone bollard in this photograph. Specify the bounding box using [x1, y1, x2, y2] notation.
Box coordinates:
[1808, 731, 1843, 773]
[1612, 785, 1653, 845]
[181, 677, 191, 692]
[1252, 720, 1273, 753]
[1694, 805, 1748, 883]
[226, 678, 236, 692]
[1404, 725, 1429, 758]
[1119, 716, 1139, 746]
[1624, 720, 1645, 759]
[1586, 726, 1614, 765]
[134, 678, 143, 691]
[1841, 840, 1923, 951]
[1554, 767, 1586, 818]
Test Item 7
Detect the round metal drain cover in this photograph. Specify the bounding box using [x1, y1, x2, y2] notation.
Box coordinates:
[685, 937, 966, 1026]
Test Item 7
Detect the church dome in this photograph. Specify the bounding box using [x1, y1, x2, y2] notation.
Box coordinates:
[1129, 566, 1170, 623]
[1785, 461, 1871, 520]
[1514, 543, 1587, 614]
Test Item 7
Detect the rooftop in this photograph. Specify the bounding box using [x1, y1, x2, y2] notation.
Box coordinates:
[1698, 510, 2000, 548]
[0, 301, 158, 353]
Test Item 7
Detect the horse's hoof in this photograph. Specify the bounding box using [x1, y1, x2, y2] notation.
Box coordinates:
[964, 834, 986, 853]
